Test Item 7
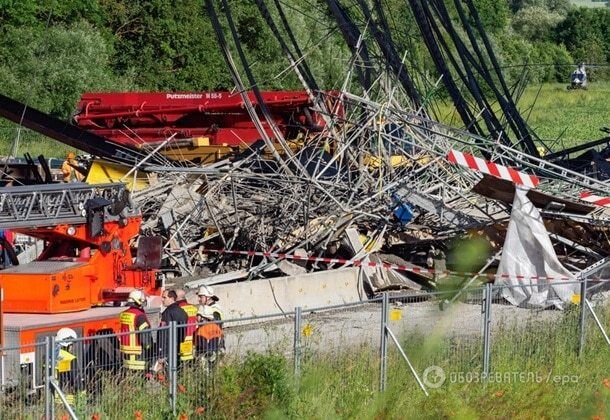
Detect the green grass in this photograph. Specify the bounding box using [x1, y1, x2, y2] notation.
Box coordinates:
[1, 302, 608, 419]
[0, 122, 75, 159]
[266, 304, 610, 420]
[518, 82, 610, 149]
[569, 0, 608, 8]
[435, 81, 610, 152]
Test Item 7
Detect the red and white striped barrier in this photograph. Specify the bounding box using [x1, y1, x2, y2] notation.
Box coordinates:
[198, 247, 582, 282]
[579, 191, 610, 208]
[447, 150, 540, 188]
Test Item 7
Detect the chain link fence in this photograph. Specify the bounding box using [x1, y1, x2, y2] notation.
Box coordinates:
[0, 279, 608, 418]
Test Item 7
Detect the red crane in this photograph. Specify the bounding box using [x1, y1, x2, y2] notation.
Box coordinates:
[73, 91, 336, 154]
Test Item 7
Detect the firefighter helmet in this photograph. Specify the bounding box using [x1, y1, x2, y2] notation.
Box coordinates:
[128, 289, 146, 306]
[197, 285, 219, 301]
[56, 328, 77, 347]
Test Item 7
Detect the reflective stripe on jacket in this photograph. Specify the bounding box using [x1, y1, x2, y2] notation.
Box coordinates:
[119, 306, 149, 355]
[178, 301, 198, 361]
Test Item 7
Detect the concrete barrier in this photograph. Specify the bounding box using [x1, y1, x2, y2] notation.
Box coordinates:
[186, 267, 364, 319]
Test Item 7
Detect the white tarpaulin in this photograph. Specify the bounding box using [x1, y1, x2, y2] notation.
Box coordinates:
[496, 186, 578, 309]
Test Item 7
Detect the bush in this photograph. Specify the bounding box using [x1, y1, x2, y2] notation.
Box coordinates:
[239, 353, 293, 404]
[531, 41, 574, 82]
[173, 352, 296, 418]
[512, 6, 564, 41]
[0, 21, 133, 118]
[495, 33, 574, 83]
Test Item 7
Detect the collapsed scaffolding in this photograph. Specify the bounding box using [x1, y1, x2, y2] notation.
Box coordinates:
[0, 0, 609, 301]
[128, 88, 610, 294]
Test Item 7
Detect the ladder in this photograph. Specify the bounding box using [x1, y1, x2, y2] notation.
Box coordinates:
[0, 182, 127, 229]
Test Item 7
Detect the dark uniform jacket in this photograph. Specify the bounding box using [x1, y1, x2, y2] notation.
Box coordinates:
[160, 301, 188, 358]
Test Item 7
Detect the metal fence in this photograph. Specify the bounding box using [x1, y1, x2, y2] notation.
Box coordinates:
[1, 279, 608, 419]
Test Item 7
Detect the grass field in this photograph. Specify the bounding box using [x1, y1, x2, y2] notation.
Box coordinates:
[225, 305, 610, 419]
[436, 81, 610, 152]
[4, 302, 603, 419]
[0, 124, 75, 159]
[518, 82, 610, 149]
[569, 0, 608, 8]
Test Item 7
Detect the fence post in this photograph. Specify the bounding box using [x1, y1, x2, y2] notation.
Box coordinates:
[379, 292, 389, 391]
[482, 283, 492, 380]
[169, 322, 177, 416]
[50, 335, 56, 420]
[44, 336, 51, 420]
[293, 306, 302, 378]
[578, 278, 588, 357]
[585, 297, 610, 346]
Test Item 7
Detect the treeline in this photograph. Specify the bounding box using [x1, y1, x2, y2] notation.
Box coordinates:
[0, 0, 608, 121]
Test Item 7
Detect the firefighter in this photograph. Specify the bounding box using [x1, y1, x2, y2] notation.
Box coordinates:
[194, 305, 225, 371]
[54, 327, 83, 406]
[61, 152, 78, 182]
[159, 289, 187, 366]
[197, 285, 223, 322]
[119, 290, 153, 371]
[176, 288, 197, 363]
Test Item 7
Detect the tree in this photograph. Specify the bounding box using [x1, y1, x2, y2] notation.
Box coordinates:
[0, 22, 133, 117]
[471, 0, 510, 34]
[512, 6, 564, 41]
[0, 20, 134, 156]
[555, 8, 610, 66]
[98, 0, 231, 90]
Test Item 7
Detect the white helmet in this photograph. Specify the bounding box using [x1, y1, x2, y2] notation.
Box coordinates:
[128, 290, 146, 306]
[56, 328, 77, 347]
[197, 285, 219, 301]
[196, 304, 216, 320]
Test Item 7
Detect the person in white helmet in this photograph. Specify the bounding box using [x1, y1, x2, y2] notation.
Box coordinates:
[194, 305, 225, 371]
[54, 327, 83, 406]
[118, 290, 153, 371]
[196, 285, 223, 322]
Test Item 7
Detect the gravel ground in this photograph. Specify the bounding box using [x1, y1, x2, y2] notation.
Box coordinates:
[223, 289, 610, 357]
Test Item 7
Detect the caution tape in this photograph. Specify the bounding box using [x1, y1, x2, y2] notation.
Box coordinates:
[579, 191, 610, 208]
[447, 150, 540, 188]
[200, 248, 587, 282]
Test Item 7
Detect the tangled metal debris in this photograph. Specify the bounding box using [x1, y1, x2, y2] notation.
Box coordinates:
[2, 0, 610, 295]
[126, 88, 610, 292]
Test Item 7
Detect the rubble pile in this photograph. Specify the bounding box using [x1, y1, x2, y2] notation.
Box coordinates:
[128, 90, 610, 293]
